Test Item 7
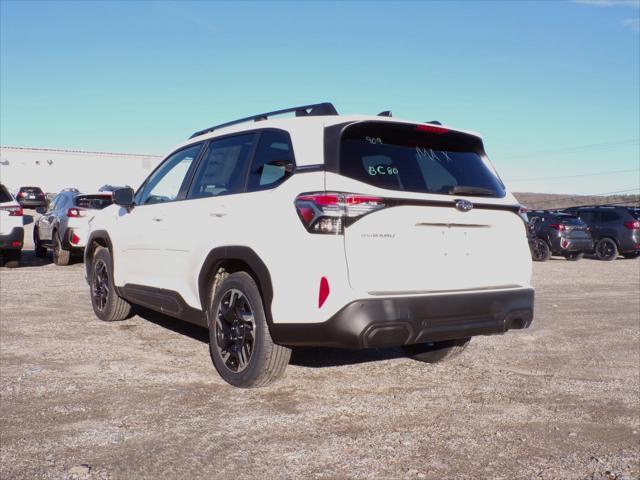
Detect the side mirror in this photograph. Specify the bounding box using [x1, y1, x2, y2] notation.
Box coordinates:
[112, 187, 135, 208]
[35, 207, 46, 214]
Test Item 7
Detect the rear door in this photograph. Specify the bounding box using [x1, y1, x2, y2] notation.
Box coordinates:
[325, 121, 530, 294]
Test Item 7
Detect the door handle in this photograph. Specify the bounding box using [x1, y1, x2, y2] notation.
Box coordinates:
[152, 217, 164, 222]
[210, 212, 227, 217]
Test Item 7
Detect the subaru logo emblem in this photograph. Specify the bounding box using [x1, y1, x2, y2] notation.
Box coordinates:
[455, 199, 473, 212]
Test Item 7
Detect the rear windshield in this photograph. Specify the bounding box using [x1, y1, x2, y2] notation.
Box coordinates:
[19, 187, 42, 193]
[557, 215, 585, 226]
[75, 195, 113, 210]
[628, 208, 640, 220]
[339, 122, 505, 197]
[0, 185, 12, 203]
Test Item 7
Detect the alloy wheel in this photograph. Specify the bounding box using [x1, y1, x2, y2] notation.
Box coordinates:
[214, 289, 256, 373]
[92, 259, 109, 312]
[597, 240, 615, 260]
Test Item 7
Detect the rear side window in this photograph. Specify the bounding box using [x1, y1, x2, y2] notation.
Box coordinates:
[338, 122, 505, 197]
[601, 211, 620, 222]
[188, 133, 255, 199]
[0, 185, 12, 203]
[75, 195, 113, 210]
[247, 131, 294, 192]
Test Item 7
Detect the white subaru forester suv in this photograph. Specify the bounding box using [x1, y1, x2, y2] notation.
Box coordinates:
[85, 103, 534, 388]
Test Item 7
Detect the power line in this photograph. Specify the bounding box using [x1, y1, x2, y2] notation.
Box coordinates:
[507, 168, 640, 182]
[521, 188, 640, 206]
[499, 138, 639, 159]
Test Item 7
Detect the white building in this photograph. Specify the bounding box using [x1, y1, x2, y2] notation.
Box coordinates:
[0, 146, 163, 194]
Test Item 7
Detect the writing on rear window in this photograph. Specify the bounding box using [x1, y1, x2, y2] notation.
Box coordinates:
[366, 136, 383, 145]
[368, 165, 399, 176]
[416, 147, 452, 163]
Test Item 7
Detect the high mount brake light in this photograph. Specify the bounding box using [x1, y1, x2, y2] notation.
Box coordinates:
[0, 205, 23, 216]
[623, 220, 640, 230]
[67, 208, 85, 218]
[415, 124, 449, 135]
[294, 193, 386, 234]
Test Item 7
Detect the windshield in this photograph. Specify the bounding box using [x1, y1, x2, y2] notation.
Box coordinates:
[338, 122, 505, 197]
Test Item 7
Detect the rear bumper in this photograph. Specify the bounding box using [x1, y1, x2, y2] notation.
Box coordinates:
[63, 228, 87, 249]
[17, 199, 46, 208]
[270, 288, 534, 348]
[0, 227, 24, 251]
[554, 237, 593, 252]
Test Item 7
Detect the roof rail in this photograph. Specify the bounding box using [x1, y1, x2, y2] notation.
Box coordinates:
[189, 102, 338, 139]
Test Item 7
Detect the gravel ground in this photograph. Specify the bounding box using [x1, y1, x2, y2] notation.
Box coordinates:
[1, 219, 639, 479]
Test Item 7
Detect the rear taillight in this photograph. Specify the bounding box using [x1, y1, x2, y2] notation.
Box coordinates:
[550, 223, 566, 232]
[294, 192, 386, 234]
[0, 205, 23, 216]
[623, 220, 640, 230]
[67, 208, 85, 218]
[70, 232, 80, 245]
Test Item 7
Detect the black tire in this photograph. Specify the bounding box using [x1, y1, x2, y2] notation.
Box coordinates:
[52, 231, 70, 266]
[563, 251, 584, 261]
[622, 252, 639, 259]
[402, 338, 470, 363]
[208, 271, 290, 388]
[531, 238, 551, 262]
[90, 246, 132, 322]
[33, 228, 47, 258]
[2, 250, 21, 268]
[595, 238, 618, 261]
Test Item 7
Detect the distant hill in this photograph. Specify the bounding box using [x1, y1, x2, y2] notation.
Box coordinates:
[513, 192, 640, 210]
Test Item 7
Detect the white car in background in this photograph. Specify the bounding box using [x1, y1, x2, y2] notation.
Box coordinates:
[34, 190, 113, 265]
[0, 184, 24, 268]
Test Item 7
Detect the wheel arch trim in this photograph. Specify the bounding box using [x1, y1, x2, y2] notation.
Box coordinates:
[198, 246, 274, 325]
[84, 230, 113, 282]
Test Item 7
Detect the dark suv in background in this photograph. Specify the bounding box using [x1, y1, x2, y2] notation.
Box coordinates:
[527, 210, 593, 261]
[16, 186, 47, 209]
[563, 206, 640, 260]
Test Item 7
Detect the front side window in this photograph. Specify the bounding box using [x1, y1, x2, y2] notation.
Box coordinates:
[138, 144, 201, 205]
[247, 131, 294, 191]
[338, 122, 505, 197]
[188, 133, 255, 199]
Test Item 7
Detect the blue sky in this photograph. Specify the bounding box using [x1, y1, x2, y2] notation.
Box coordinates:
[1, 0, 638, 194]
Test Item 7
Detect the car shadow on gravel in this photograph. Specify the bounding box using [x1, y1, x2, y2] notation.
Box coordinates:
[289, 346, 405, 368]
[134, 307, 209, 343]
[0, 249, 52, 268]
[134, 307, 406, 368]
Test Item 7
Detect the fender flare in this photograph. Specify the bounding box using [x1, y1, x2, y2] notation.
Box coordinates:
[84, 230, 113, 281]
[197, 246, 274, 325]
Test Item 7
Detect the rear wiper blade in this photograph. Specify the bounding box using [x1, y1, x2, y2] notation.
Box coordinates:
[449, 186, 497, 196]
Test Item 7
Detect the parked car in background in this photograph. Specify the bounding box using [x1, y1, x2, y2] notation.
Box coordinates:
[34, 190, 113, 265]
[0, 184, 24, 268]
[526, 210, 593, 261]
[563, 206, 640, 260]
[16, 186, 46, 209]
[84, 102, 534, 388]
